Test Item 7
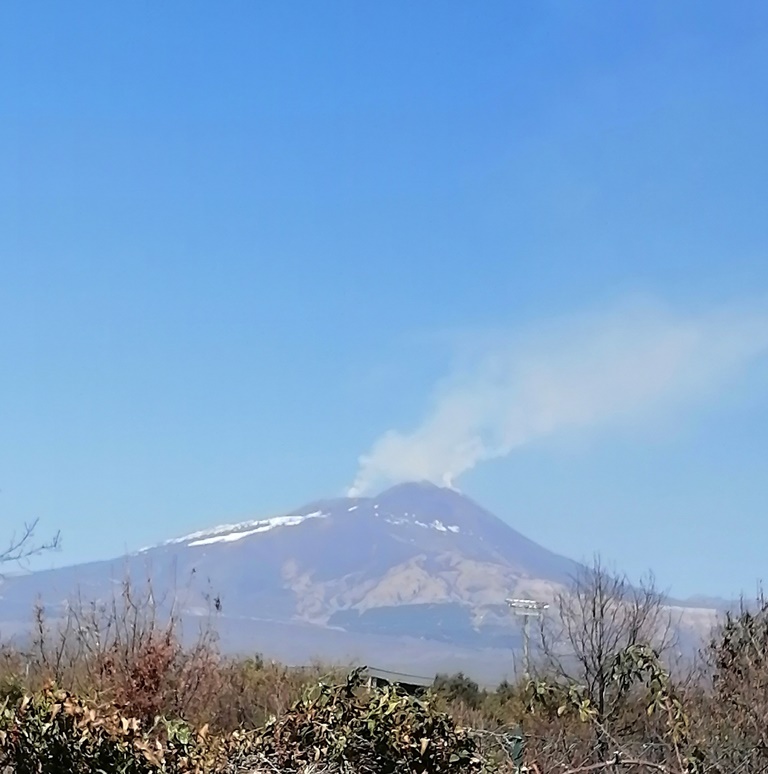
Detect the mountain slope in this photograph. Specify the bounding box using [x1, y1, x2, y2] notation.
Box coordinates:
[1, 483, 574, 632]
[0, 482, 717, 676]
[135, 480, 580, 625]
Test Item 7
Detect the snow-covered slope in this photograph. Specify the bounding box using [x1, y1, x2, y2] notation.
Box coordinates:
[147, 509, 331, 549]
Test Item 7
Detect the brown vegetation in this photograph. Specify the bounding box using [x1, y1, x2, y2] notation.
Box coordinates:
[0, 566, 767, 772]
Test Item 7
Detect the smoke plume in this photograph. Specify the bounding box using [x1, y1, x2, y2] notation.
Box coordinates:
[348, 300, 768, 496]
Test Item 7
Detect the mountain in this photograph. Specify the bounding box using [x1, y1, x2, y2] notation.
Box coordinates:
[0, 482, 718, 682]
[148, 481, 580, 626]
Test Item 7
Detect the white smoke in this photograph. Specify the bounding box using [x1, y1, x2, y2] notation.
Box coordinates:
[348, 299, 768, 496]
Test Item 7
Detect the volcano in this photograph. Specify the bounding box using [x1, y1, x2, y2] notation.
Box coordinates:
[131, 480, 580, 623]
[0, 483, 715, 681]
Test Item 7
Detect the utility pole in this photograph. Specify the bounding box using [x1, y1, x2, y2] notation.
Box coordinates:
[506, 598, 549, 678]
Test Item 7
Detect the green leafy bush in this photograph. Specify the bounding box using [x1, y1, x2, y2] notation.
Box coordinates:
[251, 667, 483, 773]
[0, 685, 219, 774]
[0, 673, 485, 774]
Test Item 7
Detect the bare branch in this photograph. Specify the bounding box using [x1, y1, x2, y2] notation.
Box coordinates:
[562, 759, 677, 774]
[0, 519, 61, 569]
[533, 556, 677, 763]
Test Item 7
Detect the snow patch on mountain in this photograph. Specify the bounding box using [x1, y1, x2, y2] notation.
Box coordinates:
[385, 516, 461, 534]
[142, 510, 329, 551]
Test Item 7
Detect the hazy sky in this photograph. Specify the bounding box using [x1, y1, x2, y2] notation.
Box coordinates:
[2, 2, 768, 598]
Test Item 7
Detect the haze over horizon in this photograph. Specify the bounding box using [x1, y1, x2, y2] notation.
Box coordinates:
[2, 2, 768, 599]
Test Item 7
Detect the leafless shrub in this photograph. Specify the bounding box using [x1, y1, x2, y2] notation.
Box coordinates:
[6, 572, 222, 726]
[539, 559, 674, 691]
[0, 572, 345, 736]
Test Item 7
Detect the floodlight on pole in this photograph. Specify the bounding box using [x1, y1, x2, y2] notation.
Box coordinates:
[506, 598, 549, 677]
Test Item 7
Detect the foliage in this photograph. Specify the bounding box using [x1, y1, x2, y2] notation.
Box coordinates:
[8, 567, 768, 771]
[14, 578, 337, 735]
[690, 596, 768, 772]
[0, 685, 220, 774]
[525, 644, 705, 773]
[251, 667, 483, 774]
[0, 672, 486, 774]
[433, 671, 485, 710]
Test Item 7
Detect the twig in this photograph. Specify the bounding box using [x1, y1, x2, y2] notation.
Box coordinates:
[560, 758, 677, 774]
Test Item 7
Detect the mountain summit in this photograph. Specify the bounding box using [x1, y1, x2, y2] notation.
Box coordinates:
[140, 480, 580, 608]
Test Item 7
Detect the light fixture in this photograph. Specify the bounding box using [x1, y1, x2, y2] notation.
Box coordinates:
[506, 598, 549, 676]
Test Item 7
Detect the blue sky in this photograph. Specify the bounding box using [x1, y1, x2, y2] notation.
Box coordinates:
[1, 2, 767, 598]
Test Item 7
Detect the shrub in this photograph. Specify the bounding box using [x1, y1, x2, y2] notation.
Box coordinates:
[251, 667, 483, 774]
[432, 672, 484, 710]
[0, 686, 220, 774]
